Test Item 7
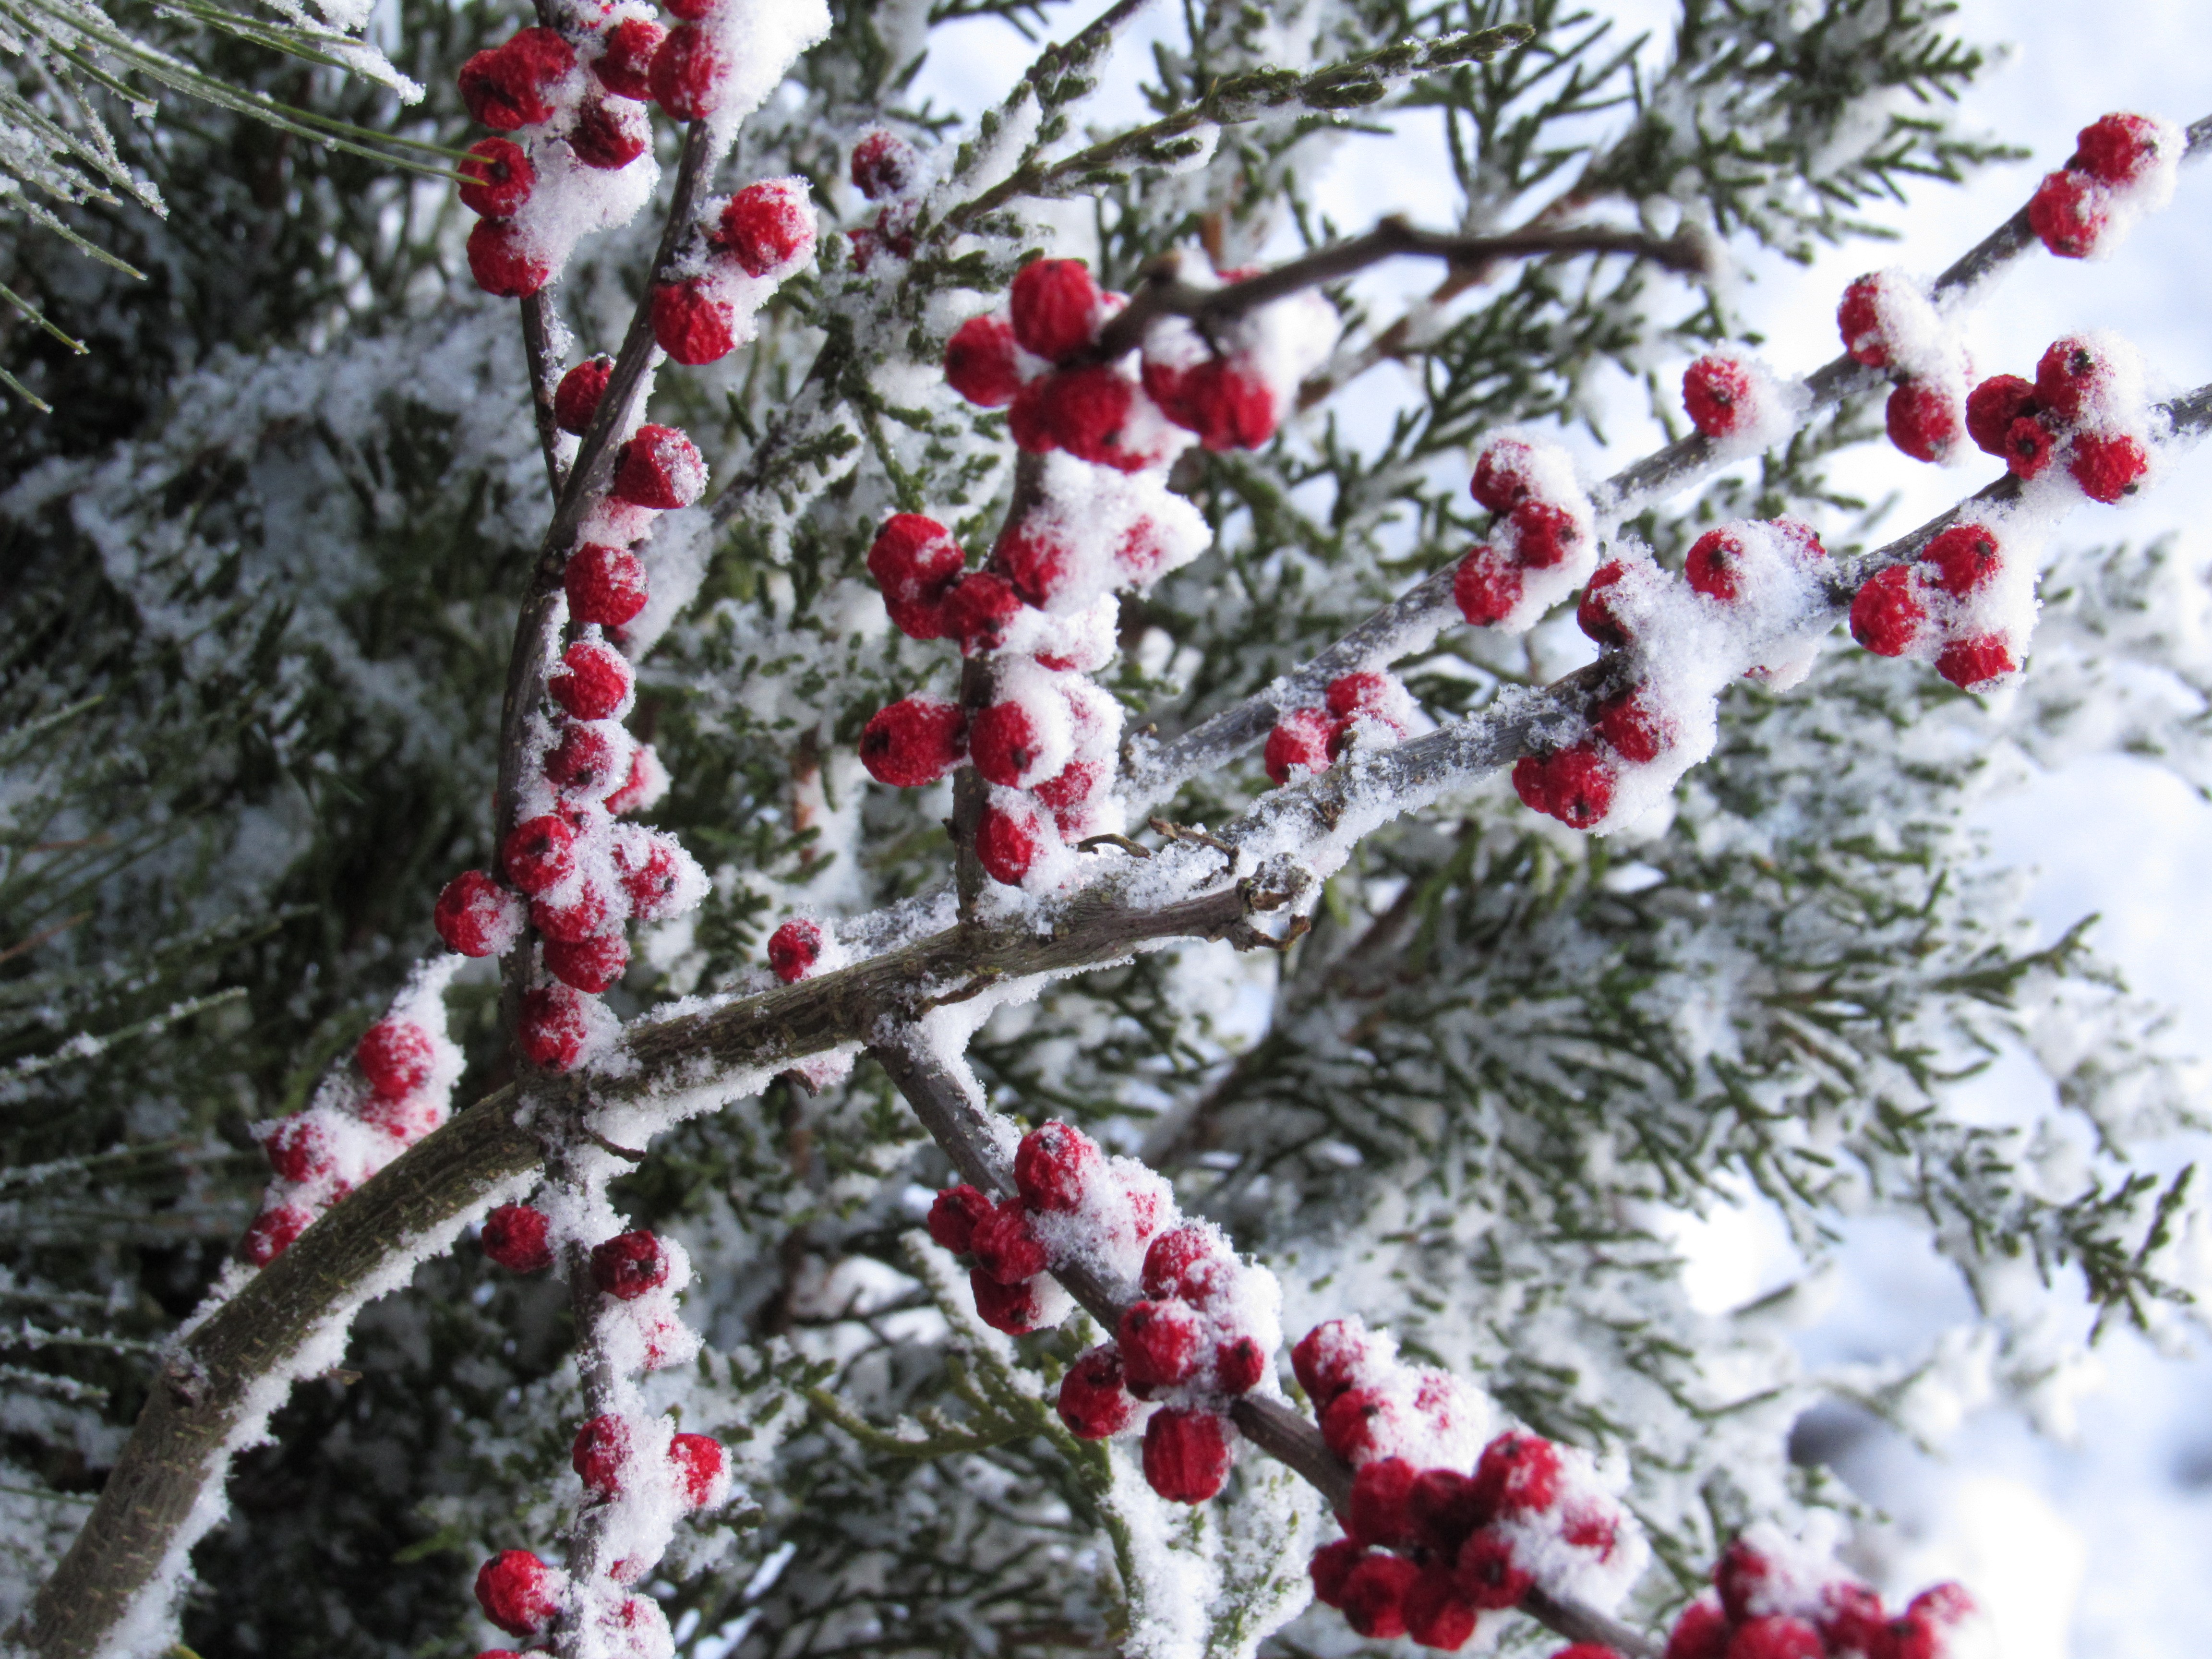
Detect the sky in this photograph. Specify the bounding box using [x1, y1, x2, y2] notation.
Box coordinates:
[904, 6, 2212, 1655]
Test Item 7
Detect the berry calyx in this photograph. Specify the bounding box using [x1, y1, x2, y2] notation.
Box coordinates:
[358, 1019, 435, 1099]
[517, 984, 593, 1070]
[1010, 259, 1104, 363]
[458, 138, 534, 217]
[2069, 431, 2149, 502]
[553, 356, 612, 436]
[651, 280, 736, 366]
[502, 814, 577, 895]
[1683, 353, 1755, 437]
[565, 542, 649, 627]
[944, 315, 1023, 409]
[542, 930, 627, 993]
[1013, 1120, 1098, 1213]
[1849, 565, 1924, 657]
[926, 1183, 993, 1254]
[593, 18, 664, 100]
[610, 424, 706, 510]
[767, 918, 822, 983]
[1886, 381, 1962, 464]
[851, 131, 918, 199]
[481, 1203, 554, 1273]
[550, 639, 635, 721]
[474, 1551, 560, 1638]
[1058, 1345, 1137, 1439]
[1922, 525, 2000, 596]
[590, 1230, 670, 1300]
[716, 180, 816, 277]
[1964, 374, 2036, 457]
[859, 697, 965, 788]
[436, 869, 525, 957]
[1142, 1407, 1231, 1504]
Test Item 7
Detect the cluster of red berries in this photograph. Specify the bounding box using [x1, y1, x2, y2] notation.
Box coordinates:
[1962, 333, 2153, 503]
[1846, 520, 2022, 690]
[1834, 271, 1972, 465]
[1664, 1534, 1986, 1659]
[847, 129, 922, 269]
[433, 407, 708, 1070]
[649, 178, 815, 365]
[1453, 433, 1598, 633]
[2028, 112, 2183, 261]
[457, 23, 655, 299]
[926, 1120, 1281, 1504]
[1262, 670, 1415, 785]
[243, 1008, 457, 1265]
[1681, 349, 1778, 441]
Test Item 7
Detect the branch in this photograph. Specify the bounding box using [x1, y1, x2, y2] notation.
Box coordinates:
[519, 293, 569, 499]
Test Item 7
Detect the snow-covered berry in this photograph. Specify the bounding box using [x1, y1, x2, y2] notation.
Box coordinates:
[591, 1231, 670, 1300]
[1058, 1345, 1137, 1439]
[1472, 1429, 1562, 1516]
[593, 17, 663, 99]
[458, 29, 575, 131]
[1010, 259, 1104, 363]
[991, 516, 1074, 608]
[1713, 1537, 1772, 1622]
[543, 930, 627, 993]
[926, 1183, 992, 1254]
[572, 1413, 630, 1496]
[651, 280, 736, 366]
[261, 1116, 331, 1183]
[975, 801, 1043, 885]
[1347, 1455, 1418, 1547]
[503, 813, 577, 895]
[570, 97, 648, 169]
[468, 219, 549, 298]
[1142, 1226, 1226, 1303]
[474, 1551, 559, 1637]
[536, 876, 617, 941]
[1455, 545, 1523, 628]
[1470, 436, 1540, 513]
[1045, 364, 1156, 471]
[1455, 1529, 1532, 1610]
[458, 138, 533, 217]
[565, 542, 649, 627]
[970, 699, 1058, 789]
[1836, 273, 1899, 367]
[610, 423, 705, 509]
[1936, 633, 2016, 691]
[550, 639, 634, 721]
[1593, 687, 1670, 765]
[716, 180, 815, 277]
[669, 1432, 726, 1506]
[1964, 374, 2036, 457]
[1686, 527, 1748, 603]
[1142, 1407, 1230, 1503]
[1923, 524, 2000, 595]
[436, 869, 525, 957]
[1576, 560, 1633, 648]
[970, 1197, 1048, 1284]
[2073, 112, 2169, 184]
[358, 1019, 434, 1099]
[649, 24, 722, 121]
[1509, 500, 1584, 568]
[944, 315, 1023, 409]
[2035, 336, 2113, 422]
[604, 745, 668, 817]
[859, 697, 964, 788]
[2029, 168, 2105, 259]
[1291, 1320, 1370, 1409]
[1320, 1385, 1403, 1462]
[1815, 1584, 1891, 1659]
[969, 1270, 1043, 1334]
[1014, 1120, 1098, 1213]
[242, 1202, 312, 1265]
[613, 830, 695, 918]
[481, 1203, 554, 1273]
[517, 983, 593, 1070]
[943, 570, 1024, 653]
[767, 919, 820, 983]
[851, 130, 918, 199]
[2069, 431, 2149, 502]
[1850, 565, 1925, 657]
[1341, 1552, 1421, 1638]
[1265, 707, 1338, 785]
[868, 514, 965, 637]
[1513, 744, 1615, 830]
[1214, 1335, 1266, 1395]
[1886, 381, 1962, 463]
[1119, 1298, 1204, 1390]
[1683, 353, 1755, 436]
[554, 355, 612, 436]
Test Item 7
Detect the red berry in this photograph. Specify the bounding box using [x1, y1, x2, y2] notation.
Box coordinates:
[651, 280, 736, 366]
[1146, 356, 1276, 451]
[530, 868, 613, 939]
[1309, 1539, 1368, 1610]
[613, 831, 691, 918]
[1046, 364, 1153, 471]
[1667, 1595, 1733, 1659]
[1850, 565, 1924, 657]
[1455, 1530, 1531, 1610]
[1577, 560, 1633, 648]
[991, 516, 1074, 608]
[1508, 500, 1583, 569]
[943, 571, 1024, 654]
[1816, 1583, 1893, 1659]
[436, 869, 524, 957]
[1936, 633, 2016, 691]
[517, 984, 593, 1070]
[868, 514, 966, 637]
[1405, 1564, 1480, 1651]
[1118, 1298, 1204, 1390]
[1530, 744, 1614, 829]
[1887, 381, 1962, 464]
[975, 801, 1043, 885]
[2004, 414, 2057, 480]
[553, 355, 612, 436]
[1923, 524, 2000, 596]
[243, 1202, 312, 1265]
[1836, 273, 1894, 368]
[467, 219, 549, 298]
[2073, 113, 2166, 184]
[969, 1269, 1043, 1333]
[926, 1183, 992, 1254]
[482, 1203, 555, 1273]
[851, 130, 918, 199]
[543, 930, 627, 993]
[1714, 1536, 1772, 1622]
[475, 1551, 559, 1637]
[546, 723, 622, 798]
[605, 746, 666, 817]
[1007, 376, 1058, 452]
[1034, 760, 1103, 833]
[503, 814, 577, 895]
[1454, 545, 1523, 627]
[550, 638, 634, 721]
[1471, 1430, 1562, 1516]
[1014, 1120, 1099, 1213]
[970, 700, 1050, 787]
[649, 24, 722, 120]
[572, 1413, 631, 1496]
[1342, 1552, 1422, 1637]
[358, 1019, 435, 1098]
[1964, 375, 2036, 457]
[1683, 353, 1755, 437]
[767, 918, 821, 983]
[1470, 437, 1540, 513]
[1214, 1335, 1266, 1395]
[944, 315, 1024, 408]
[1010, 259, 1104, 363]
[1058, 1345, 1137, 1439]
[1264, 706, 1338, 785]
[1594, 687, 1669, 765]
[591, 1230, 670, 1300]
[1320, 1384, 1402, 1462]
[1346, 1455, 1418, 1547]
[970, 1197, 1048, 1284]
[1291, 1319, 1369, 1408]
[262, 1115, 332, 1183]
[360, 1089, 440, 1142]
[2035, 336, 2108, 422]
[1325, 672, 1400, 724]
[571, 96, 647, 169]
[593, 18, 664, 99]
[1726, 1617, 1823, 1659]
[458, 138, 534, 216]
[1142, 1407, 1230, 1503]
[1142, 1226, 1226, 1303]
[1686, 527, 1747, 602]
[2029, 169, 2106, 259]
[610, 423, 705, 509]
[716, 180, 815, 277]
[1408, 1468, 1488, 1554]
[458, 29, 575, 131]
[2069, 431, 2149, 502]
[664, 0, 714, 20]
[670, 1431, 725, 1505]
[565, 542, 649, 627]
[859, 697, 965, 788]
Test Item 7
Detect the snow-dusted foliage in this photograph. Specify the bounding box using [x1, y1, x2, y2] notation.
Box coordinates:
[2, 3, 2210, 1659]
